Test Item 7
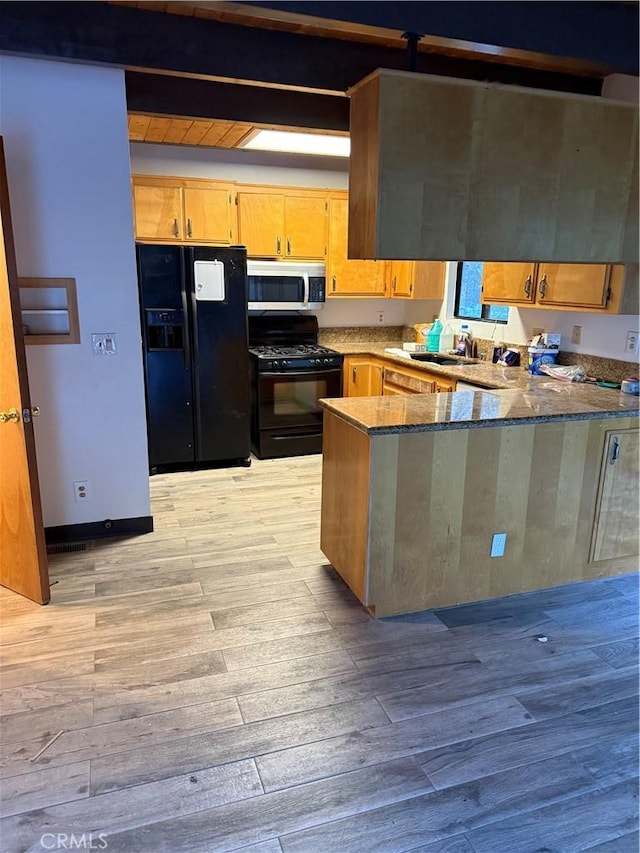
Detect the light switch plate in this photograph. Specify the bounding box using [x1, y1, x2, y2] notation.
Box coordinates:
[92, 333, 117, 356]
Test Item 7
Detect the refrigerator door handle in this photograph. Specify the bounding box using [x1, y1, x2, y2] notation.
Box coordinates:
[180, 277, 192, 370]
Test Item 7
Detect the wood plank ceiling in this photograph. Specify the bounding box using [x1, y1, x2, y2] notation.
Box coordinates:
[127, 115, 348, 148]
[128, 115, 254, 148]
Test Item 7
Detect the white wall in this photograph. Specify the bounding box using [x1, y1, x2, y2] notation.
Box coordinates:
[130, 142, 350, 189]
[1, 57, 150, 528]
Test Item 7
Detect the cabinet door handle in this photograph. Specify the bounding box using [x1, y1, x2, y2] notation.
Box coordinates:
[352, 366, 357, 383]
[332, 275, 336, 292]
[538, 275, 547, 299]
[187, 218, 192, 238]
[173, 218, 179, 238]
[409, 282, 413, 295]
[392, 277, 397, 293]
[276, 236, 281, 254]
[524, 275, 532, 298]
[287, 238, 291, 255]
[610, 437, 620, 465]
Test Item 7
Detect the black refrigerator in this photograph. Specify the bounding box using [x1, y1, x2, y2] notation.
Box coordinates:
[137, 244, 251, 472]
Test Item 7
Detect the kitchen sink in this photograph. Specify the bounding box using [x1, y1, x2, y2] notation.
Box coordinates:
[409, 353, 461, 366]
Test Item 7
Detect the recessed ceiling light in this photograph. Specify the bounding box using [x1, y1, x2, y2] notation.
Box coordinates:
[241, 129, 350, 157]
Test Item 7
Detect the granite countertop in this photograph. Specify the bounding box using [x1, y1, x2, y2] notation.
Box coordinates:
[322, 342, 640, 434]
[328, 341, 523, 389]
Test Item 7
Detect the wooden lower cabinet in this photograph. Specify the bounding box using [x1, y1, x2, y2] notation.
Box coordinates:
[344, 356, 456, 397]
[343, 357, 383, 396]
[590, 428, 639, 562]
[321, 414, 639, 617]
[382, 367, 435, 395]
[381, 363, 455, 395]
[432, 375, 456, 393]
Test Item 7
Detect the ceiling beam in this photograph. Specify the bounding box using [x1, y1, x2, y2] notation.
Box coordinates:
[125, 73, 350, 132]
[0, 2, 606, 99]
[238, 1, 639, 76]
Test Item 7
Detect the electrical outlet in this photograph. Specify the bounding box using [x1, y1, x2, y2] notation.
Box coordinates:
[490, 532, 506, 558]
[571, 325, 582, 345]
[377, 312, 385, 325]
[73, 481, 89, 503]
[625, 331, 639, 355]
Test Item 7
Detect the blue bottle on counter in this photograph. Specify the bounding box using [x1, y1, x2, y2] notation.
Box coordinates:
[427, 318, 443, 352]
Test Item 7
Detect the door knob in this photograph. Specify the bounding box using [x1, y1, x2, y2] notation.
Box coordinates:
[0, 408, 20, 423]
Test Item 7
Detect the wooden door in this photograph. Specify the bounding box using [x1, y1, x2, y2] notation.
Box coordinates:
[481, 263, 537, 305]
[327, 198, 386, 296]
[133, 185, 182, 241]
[413, 262, 446, 300]
[237, 191, 283, 256]
[536, 263, 610, 308]
[183, 186, 234, 244]
[591, 429, 639, 562]
[433, 376, 456, 393]
[0, 138, 50, 604]
[343, 358, 375, 397]
[369, 361, 383, 396]
[391, 262, 414, 297]
[284, 195, 326, 259]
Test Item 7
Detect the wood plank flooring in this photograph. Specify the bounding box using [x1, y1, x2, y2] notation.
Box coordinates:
[1, 454, 638, 852]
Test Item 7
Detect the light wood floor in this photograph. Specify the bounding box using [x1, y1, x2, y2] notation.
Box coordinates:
[1, 454, 638, 852]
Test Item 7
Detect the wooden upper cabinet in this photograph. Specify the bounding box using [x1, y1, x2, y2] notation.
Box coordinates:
[388, 262, 413, 297]
[132, 176, 236, 245]
[416, 263, 446, 300]
[481, 262, 637, 313]
[183, 185, 234, 244]
[387, 260, 446, 300]
[237, 191, 284, 256]
[327, 196, 386, 296]
[284, 195, 327, 259]
[482, 263, 537, 305]
[133, 184, 182, 241]
[237, 187, 327, 259]
[536, 263, 610, 309]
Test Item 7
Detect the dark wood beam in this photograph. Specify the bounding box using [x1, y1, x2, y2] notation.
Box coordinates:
[125, 73, 350, 131]
[240, 1, 639, 76]
[0, 2, 604, 98]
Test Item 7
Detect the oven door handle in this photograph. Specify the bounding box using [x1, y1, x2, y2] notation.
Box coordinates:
[272, 432, 324, 441]
[260, 368, 342, 380]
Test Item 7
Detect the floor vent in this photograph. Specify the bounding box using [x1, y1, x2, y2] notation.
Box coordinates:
[46, 542, 88, 555]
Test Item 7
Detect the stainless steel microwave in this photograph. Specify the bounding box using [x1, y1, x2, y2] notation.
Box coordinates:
[247, 261, 326, 311]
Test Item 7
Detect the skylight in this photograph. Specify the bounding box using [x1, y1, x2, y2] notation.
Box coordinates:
[240, 129, 350, 157]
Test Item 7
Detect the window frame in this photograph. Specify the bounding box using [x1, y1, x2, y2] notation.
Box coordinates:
[454, 262, 509, 324]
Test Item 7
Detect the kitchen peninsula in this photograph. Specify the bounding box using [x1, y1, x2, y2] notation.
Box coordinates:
[320, 366, 639, 617]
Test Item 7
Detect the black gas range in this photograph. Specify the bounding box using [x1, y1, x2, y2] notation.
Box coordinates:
[248, 315, 343, 459]
[249, 343, 344, 371]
